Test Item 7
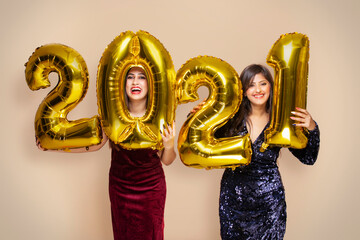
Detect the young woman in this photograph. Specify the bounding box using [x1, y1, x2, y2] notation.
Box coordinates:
[108, 67, 176, 240]
[37, 66, 176, 240]
[212, 64, 320, 239]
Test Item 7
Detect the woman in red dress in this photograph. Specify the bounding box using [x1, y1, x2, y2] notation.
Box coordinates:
[107, 67, 176, 240]
[37, 66, 176, 240]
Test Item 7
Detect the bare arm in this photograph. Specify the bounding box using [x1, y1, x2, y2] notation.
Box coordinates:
[159, 121, 176, 166]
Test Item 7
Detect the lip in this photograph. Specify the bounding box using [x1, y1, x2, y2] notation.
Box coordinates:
[130, 86, 142, 94]
[253, 93, 264, 98]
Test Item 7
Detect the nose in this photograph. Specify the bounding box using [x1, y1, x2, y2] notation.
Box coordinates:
[255, 83, 261, 92]
[132, 76, 140, 84]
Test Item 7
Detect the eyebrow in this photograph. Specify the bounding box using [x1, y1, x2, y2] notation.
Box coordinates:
[252, 79, 268, 83]
[127, 73, 145, 76]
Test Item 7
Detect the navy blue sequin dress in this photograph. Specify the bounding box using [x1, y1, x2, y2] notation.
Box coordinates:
[219, 122, 320, 240]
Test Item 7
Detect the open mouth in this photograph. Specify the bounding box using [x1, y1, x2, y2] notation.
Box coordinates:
[131, 87, 142, 94]
[253, 94, 264, 98]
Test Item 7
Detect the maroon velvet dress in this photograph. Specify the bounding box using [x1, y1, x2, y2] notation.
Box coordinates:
[109, 146, 166, 240]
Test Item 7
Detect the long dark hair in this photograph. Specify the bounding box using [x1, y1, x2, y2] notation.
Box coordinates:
[215, 64, 273, 138]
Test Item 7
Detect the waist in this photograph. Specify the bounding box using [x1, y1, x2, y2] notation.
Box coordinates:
[228, 163, 280, 177]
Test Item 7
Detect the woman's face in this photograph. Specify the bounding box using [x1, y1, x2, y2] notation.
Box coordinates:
[125, 67, 148, 102]
[245, 73, 271, 108]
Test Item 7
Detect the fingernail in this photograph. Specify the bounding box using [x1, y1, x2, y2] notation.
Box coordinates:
[291, 111, 295, 114]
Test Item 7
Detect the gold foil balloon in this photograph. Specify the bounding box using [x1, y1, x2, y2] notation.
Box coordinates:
[261, 33, 310, 151]
[25, 44, 102, 151]
[176, 56, 252, 169]
[97, 31, 176, 149]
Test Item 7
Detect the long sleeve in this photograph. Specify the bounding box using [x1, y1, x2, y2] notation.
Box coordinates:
[288, 123, 320, 165]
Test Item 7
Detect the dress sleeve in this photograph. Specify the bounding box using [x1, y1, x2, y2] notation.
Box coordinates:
[288, 123, 320, 165]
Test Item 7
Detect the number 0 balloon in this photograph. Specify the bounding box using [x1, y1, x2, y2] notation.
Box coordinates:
[97, 31, 176, 149]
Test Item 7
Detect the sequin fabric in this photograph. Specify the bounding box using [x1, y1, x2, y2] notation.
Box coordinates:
[219, 122, 320, 239]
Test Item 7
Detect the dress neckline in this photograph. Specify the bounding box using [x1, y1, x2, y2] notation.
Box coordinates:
[244, 121, 270, 144]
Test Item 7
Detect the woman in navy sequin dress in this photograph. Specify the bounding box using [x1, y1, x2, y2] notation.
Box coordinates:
[215, 64, 320, 239]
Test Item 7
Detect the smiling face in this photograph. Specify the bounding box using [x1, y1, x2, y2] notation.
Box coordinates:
[245, 73, 271, 109]
[125, 67, 148, 102]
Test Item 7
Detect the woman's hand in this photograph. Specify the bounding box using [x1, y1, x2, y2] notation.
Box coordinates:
[188, 98, 207, 116]
[36, 137, 46, 151]
[160, 121, 176, 149]
[290, 107, 316, 131]
[159, 121, 176, 165]
[190, 101, 205, 113]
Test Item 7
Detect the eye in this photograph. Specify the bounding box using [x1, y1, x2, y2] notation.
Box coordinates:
[261, 82, 268, 86]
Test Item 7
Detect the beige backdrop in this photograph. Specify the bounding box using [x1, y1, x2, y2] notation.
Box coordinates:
[1, 0, 359, 239]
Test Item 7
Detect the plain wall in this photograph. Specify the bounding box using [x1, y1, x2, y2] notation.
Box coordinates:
[1, 0, 359, 239]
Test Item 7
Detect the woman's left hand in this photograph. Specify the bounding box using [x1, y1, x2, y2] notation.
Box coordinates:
[160, 121, 176, 149]
[290, 107, 316, 131]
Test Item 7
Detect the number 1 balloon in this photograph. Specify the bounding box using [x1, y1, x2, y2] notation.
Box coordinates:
[261, 33, 310, 151]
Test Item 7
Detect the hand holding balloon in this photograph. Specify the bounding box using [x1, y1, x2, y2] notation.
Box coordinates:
[36, 137, 46, 151]
[189, 99, 206, 114]
[159, 121, 176, 166]
[160, 121, 176, 149]
[291, 107, 316, 131]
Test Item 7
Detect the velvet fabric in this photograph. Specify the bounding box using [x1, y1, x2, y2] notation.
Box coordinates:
[109, 146, 166, 240]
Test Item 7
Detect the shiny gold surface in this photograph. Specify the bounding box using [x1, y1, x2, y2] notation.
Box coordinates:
[261, 33, 310, 151]
[97, 31, 176, 149]
[25, 44, 102, 150]
[176, 56, 252, 169]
